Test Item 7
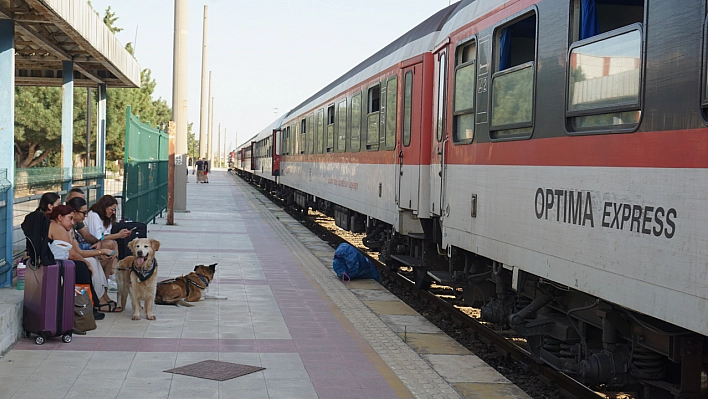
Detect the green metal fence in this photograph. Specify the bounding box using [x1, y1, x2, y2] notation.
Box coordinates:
[14, 166, 105, 196]
[11, 166, 107, 261]
[123, 106, 168, 223]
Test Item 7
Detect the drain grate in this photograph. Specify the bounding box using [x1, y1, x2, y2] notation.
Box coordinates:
[164, 360, 265, 381]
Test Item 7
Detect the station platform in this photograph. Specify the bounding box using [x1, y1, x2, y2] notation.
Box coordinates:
[0, 170, 530, 399]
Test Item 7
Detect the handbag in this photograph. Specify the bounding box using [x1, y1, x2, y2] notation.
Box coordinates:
[75, 284, 93, 306]
[74, 293, 96, 333]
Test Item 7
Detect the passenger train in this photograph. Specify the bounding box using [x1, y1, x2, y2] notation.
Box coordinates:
[234, 0, 708, 396]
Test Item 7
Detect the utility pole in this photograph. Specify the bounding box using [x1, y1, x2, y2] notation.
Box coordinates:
[198, 5, 208, 158]
[222, 127, 226, 168]
[209, 96, 215, 164]
[171, 0, 188, 213]
[206, 71, 213, 163]
[217, 123, 221, 168]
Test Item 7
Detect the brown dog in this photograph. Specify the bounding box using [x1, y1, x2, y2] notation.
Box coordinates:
[154, 263, 217, 307]
[115, 238, 160, 320]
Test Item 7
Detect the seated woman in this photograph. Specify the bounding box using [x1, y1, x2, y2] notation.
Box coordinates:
[66, 198, 122, 313]
[21, 192, 62, 268]
[47, 205, 118, 315]
[84, 195, 131, 278]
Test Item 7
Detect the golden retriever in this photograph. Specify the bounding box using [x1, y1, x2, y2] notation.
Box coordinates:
[116, 238, 160, 320]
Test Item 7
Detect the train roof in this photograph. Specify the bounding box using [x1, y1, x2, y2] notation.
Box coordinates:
[237, 114, 290, 151]
[438, 0, 509, 39]
[283, 2, 463, 123]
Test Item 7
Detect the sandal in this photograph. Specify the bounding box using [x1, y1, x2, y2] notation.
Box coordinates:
[95, 300, 122, 313]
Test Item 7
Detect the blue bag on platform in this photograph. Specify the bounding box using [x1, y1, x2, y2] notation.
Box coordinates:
[332, 243, 380, 282]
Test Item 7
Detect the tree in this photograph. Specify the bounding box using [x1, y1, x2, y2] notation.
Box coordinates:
[187, 122, 198, 164]
[14, 87, 62, 167]
[102, 6, 123, 34]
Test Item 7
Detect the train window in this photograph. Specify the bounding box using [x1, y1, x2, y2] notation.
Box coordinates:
[291, 125, 296, 155]
[301, 118, 307, 154]
[567, 27, 642, 130]
[571, 0, 644, 42]
[384, 76, 397, 150]
[351, 92, 362, 152]
[308, 115, 314, 154]
[317, 109, 324, 154]
[453, 39, 477, 143]
[326, 105, 335, 152]
[436, 51, 446, 142]
[284, 127, 288, 156]
[337, 100, 347, 152]
[366, 85, 380, 150]
[403, 72, 412, 147]
[490, 13, 536, 140]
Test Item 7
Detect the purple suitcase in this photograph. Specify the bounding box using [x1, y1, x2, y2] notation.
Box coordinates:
[23, 260, 75, 345]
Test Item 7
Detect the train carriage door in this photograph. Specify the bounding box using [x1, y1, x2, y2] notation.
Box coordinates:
[430, 48, 448, 217]
[250, 141, 256, 171]
[397, 63, 423, 211]
[272, 129, 281, 176]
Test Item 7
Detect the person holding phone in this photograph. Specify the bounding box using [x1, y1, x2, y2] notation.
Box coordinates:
[85, 195, 131, 278]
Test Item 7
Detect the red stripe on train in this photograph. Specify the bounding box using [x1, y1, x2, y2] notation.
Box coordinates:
[445, 128, 708, 168]
[282, 128, 708, 168]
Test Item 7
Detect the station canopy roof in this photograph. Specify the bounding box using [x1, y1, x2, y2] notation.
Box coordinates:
[0, 0, 140, 88]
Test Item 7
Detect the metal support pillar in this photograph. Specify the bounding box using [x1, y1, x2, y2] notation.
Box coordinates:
[0, 20, 14, 287]
[86, 87, 92, 166]
[96, 84, 106, 198]
[61, 60, 74, 194]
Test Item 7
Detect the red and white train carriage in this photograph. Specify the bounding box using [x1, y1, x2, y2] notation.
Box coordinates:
[235, 0, 708, 396]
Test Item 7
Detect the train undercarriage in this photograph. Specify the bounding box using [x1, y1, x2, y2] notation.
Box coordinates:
[377, 219, 708, 399]
[238, 177, 708, 398]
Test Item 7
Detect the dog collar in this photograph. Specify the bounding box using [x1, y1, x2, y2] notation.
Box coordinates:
[132, 259, 157, 282]
[197, 274, 209, 288]
[187, 276, 207, 290]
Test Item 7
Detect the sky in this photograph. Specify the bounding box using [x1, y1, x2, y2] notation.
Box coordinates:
[90, 0, 454, 151]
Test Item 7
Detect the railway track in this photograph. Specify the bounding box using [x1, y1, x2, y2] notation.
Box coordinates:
[237, 172, 617, 399]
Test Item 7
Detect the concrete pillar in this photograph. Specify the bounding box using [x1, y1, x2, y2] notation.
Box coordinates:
[61, 60, 73, 194]
[206, 71, 213, 163]
[217, 123, 221, 168]
[0, 20, 14, 287]
[96, 83, 106, 198]
[172, 0, 188, 211]
[198, 5, 209, 158]
[208, 96, 214, 165]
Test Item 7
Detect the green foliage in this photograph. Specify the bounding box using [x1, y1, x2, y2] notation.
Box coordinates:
[102, 6, 123, 34]
[13, 6, 173, 169]
[187, 122, 199, 163]
[14, 87, 62, 167]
